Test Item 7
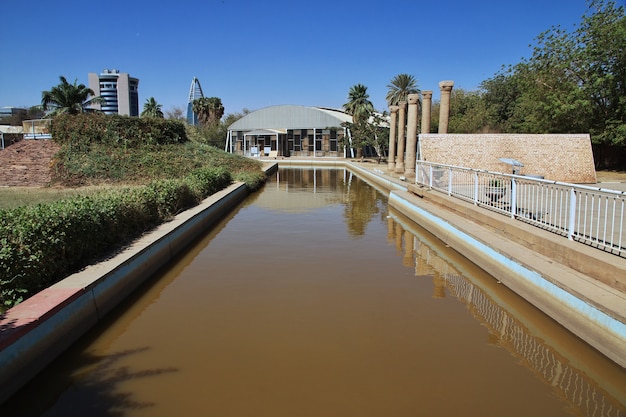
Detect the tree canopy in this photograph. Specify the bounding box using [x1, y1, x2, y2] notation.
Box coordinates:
[141, 97, 164, 118]
[386, 73, 420, 107]
[477, 0, 626, 145]
[41, 76, 105, 117]
[343, 84, 374, 125]
[192, 97, 225, 126]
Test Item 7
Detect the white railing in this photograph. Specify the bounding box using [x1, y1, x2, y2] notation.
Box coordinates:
[416, 161, 625, 257]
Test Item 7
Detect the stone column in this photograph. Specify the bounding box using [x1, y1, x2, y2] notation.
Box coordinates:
[438, 81, 454, 134]
[387, 105, 399, 171]
[421, 90, 433, 134]
[395, 100, 407, 173]
[404, 93, 419, 177]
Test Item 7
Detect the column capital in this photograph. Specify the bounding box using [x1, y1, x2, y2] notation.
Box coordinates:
[398, 100, 407, 109]
[438, 80, 454, 92]
[422, 90, 433, 99]
[407, 93, 420, 105]
[389, 105, 399, 113]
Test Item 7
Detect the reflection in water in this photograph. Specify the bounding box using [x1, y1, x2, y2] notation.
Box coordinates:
[2, 168, 624, 416]
[388, 208, 626, 416]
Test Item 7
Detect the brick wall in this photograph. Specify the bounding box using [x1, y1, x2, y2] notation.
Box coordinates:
[418, 134, 597, 183]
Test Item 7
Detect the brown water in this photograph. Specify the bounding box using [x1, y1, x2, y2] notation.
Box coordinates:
[2, 168, 625, 417]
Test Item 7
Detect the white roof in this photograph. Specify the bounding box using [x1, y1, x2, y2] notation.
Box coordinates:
[229, 105, 352, 131]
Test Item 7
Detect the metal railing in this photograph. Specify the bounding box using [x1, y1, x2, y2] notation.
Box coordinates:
[416, 161, 625, 257]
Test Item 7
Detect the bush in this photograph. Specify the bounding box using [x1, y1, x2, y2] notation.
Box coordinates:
[0, 167, 232, 309]
[51, 113, 188, 150]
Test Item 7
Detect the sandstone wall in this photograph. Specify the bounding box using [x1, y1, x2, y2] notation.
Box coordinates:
[418, 134, 596, 183]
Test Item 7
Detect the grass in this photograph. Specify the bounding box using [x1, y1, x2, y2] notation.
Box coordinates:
[0, 186, 125, 210]
[0, 141, 264, 210]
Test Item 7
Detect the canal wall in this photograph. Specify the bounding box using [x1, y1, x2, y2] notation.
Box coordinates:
[350, 162, 625, 368]
[0, 160, 624, 405]
[0, 179, 258, 404]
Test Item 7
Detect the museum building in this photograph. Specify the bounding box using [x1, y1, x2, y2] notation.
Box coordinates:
[225, 105, 353, 158]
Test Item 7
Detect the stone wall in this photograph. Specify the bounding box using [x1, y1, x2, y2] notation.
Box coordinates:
[418, 134, 597, 183]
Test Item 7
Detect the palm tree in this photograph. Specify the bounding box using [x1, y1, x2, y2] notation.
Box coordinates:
[192, 97, 224, 126]
[41, 76, 105, 116]
[141, 97, 164, 118]
[343, 84, 374, 124]
[343, 84, 375, 159]
[386, 73, 420, 106]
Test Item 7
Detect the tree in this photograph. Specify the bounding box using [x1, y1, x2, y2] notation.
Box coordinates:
[141, 97, 164, 118]
[343, 84, 374, 124]
[192, 97, 225, 126]
[343, 84, 375, 158]
[186, 109, 252, 149]
[41, 76, 105, 117]
[385, 73, 420, 106]
[166, 106, 186, 121]
[447, 88, 491, 133]
[482, 0, 626, 144]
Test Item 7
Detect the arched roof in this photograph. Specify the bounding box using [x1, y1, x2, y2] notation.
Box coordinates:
[228, 105, 352, 131]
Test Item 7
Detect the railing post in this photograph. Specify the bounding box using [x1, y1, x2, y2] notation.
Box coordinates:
[448, 167, 452, 196]
[510, 178, 517, 219]
[474, 171, 478, 205]
[429, 165, 433, 188]
[568, 187, 577, 240]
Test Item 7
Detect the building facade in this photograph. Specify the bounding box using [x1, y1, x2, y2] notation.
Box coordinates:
[187, 77, 204, 125]
[88, 69, 139, 116]
[226, 105, 352, 158]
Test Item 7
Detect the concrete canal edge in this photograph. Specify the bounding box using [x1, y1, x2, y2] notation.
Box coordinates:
[278, 160, 625, 367]
[1, 160, 624, 404]
[0, 164, 278, 405]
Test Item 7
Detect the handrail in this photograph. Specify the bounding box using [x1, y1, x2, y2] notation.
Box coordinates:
[416, 161, 625, 257]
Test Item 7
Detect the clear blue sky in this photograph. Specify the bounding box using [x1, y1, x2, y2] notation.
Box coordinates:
[0, 0, 597, 116]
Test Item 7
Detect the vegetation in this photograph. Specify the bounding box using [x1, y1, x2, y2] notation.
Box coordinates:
[41, 76, 106, 116]
[0, 111, 265, 310]
[186, 108, 251, 149]
[0, 167, 231, 309]
[343, 84, 376, 158]
[386, 73, 420, 106]
[192, 97, 225, 126]
[141, 97, 164, 118]
[419, 1, 626, 168]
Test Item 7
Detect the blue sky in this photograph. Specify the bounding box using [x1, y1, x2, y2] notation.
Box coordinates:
[0, 0, 597, 116]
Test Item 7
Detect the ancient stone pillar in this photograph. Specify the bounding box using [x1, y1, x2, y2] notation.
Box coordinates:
[438, 81, 454, 134]
[387, 105, 399, 171]
[395, 100, 407, 173]
[421, 90, 433, 134]
[404, 94, 419, 177]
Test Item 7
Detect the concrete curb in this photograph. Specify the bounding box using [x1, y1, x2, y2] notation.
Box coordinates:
[0, 175, 264, 404]
[388, 189, 626, 368]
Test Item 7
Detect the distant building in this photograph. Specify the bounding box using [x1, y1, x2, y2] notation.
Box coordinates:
[187, 77, 204, 125]
[88, 69, 139, 116]
[226, 105, 352, 158]
[0, 107, 27, 124]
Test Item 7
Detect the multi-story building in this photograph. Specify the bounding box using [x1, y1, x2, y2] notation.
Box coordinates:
[187, 77, 204, 125]
[88, 69, 139, 116]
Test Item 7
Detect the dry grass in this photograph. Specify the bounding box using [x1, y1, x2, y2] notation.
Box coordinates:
[0, 185, 122, 210]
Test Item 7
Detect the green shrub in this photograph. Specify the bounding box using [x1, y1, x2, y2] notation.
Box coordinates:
[51, 113, 188, 149]
[0, 168, 232, 310]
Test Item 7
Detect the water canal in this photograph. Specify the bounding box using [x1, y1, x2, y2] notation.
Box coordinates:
[2, 167, 625, 417]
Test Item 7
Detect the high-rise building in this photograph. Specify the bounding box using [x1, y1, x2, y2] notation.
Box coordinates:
[187, 77, 204, 125]
[88, 69, 139, 116]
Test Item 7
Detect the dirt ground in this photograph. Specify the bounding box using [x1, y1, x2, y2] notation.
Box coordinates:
[595, 170, 626, 182]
